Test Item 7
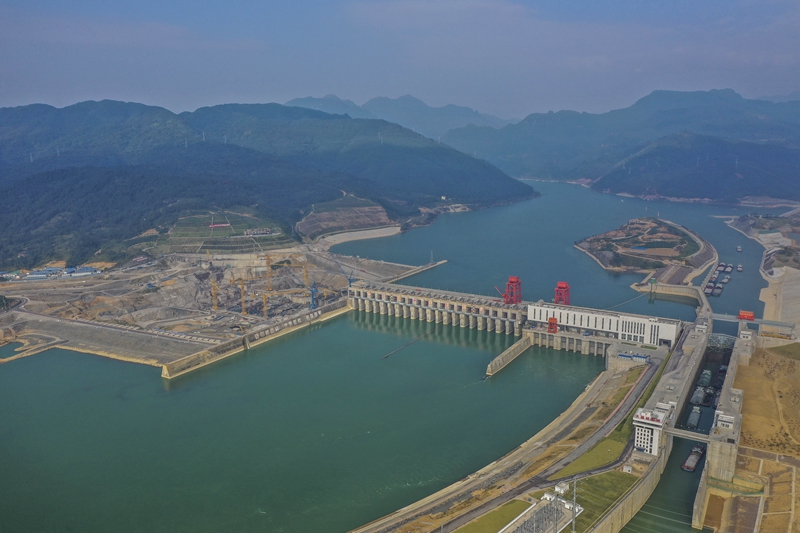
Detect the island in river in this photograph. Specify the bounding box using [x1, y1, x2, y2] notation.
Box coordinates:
[574, 217, 715, 285]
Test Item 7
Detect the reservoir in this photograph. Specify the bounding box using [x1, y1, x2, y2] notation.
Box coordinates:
[0, 183, 780, 532]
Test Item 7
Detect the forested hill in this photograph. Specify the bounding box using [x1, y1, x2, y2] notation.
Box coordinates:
[0, 100, 533, 268]
[593, 133, 800, 202]
[443, 89, 800, 201]
[286, 94, 513, 139]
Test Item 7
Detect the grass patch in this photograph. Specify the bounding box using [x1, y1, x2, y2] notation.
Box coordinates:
[455, 499, 532, 533]
[769, 343, 800, 361]
[612, 347, 673, 442]
[559, 470, 639, 533]
[550, 438, 627, 479]
[623, 366, 646, 385]
[641, 345, 657, 350]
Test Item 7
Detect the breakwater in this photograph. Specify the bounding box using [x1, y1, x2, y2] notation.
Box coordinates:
[161, 299, 349, 378]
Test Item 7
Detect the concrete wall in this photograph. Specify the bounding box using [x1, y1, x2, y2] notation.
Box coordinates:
[588, 437, 673, 533]
[486, 336, 531, 376]
[162, 299, 349, 378]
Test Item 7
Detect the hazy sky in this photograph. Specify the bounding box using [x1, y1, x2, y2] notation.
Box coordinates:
[2, 0, 799, 118]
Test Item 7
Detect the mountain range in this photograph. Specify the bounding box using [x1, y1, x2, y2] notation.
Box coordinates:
[442, 89, 800, 201]
[286, 94, 514, 139]
[0, 100, 533, 268]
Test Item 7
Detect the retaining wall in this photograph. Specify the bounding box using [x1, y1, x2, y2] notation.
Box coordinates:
[588, 437, 673, 533]
[162, 299, 349, 379]
[486, 336, 531, 376]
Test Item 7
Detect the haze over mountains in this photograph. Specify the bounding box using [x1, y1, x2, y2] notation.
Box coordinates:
[443, 89, 800, 201]
[286, 95, 515, 139]
[3, 88, 800, 269]
[0, 100, 531, 268]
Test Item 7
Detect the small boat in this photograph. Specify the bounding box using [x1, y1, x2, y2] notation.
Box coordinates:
[690, 386, 706, 405]
[716, 263, 726, 271]
[701, 387, 716, 407]
[697, 369, 713, 388]
[710, 272, 719, 282]
[721, 276, 731, 284]
[687, 406, 702, 430]
[682, 444, 706, 471]
[712, 286, 723, 297]
[713, 366, 728, 389]
[704, 285, 714, 295]
[737, 246, 743, 252]
[725, 264, 734, 273]
[737, 264, 743, 272]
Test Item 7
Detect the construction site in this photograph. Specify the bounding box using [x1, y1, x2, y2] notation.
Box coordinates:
[0, 249, 437, 369]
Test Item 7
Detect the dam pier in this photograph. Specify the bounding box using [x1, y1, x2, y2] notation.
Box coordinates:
[347, 280, 682, 377]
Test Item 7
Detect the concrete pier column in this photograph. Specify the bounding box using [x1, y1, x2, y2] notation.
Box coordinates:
[395, 304, 402, 318]
[358, 299, 365, 311]
[469, 315, 476, 329]
[426, 308, 433, 322]
[435, 310, 442, 323]
[459, 313, 467, 328]
[506, 320, 512, 334]
[487, 317, 495, 331]
[514, 322, 522, 336]
[403, 305, 410, 318]
[477, 316, 485, 330]
[379, 301, 387, 315]
[443, 311, 450, 325]
[348, 297, 355, 308]
[410, 307, 418, 320]
[495, 318, 504, 333]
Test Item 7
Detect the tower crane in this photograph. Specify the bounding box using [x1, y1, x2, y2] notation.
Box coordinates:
[230, 278, 247, 315]
[210, 279, 220, 311]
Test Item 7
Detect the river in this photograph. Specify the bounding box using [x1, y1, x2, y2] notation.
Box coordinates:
[0, 182, 780, 532]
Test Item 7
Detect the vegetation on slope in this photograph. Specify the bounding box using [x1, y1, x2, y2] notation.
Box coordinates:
[0, 101, 534, 268]
[443, 89, 800, 202]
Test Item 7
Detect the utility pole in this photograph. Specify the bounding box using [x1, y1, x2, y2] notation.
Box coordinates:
[572, 477, 578, 533]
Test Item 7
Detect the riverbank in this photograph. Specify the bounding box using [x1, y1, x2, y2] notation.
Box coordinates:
[350, 359, 655, 533]
[314, 226, 403, 249]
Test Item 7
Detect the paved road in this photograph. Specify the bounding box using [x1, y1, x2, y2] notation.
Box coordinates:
[438, 358, 661, 532]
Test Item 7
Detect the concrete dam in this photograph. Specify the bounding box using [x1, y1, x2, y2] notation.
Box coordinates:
[347, 280, 682, 375]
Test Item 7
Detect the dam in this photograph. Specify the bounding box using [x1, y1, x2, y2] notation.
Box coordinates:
[347, 280, 683, 377]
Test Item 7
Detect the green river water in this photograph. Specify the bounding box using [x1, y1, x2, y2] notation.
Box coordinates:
[0, 182, 782, 532]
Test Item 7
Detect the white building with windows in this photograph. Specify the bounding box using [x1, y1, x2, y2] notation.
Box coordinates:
[632, 407, 669, 455]
[526, 302, 681, 347]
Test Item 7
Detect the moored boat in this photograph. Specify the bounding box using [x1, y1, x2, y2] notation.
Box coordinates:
[737, 264, 743, 272]
[697, 369, 712, 387]
[690, 386, 706, 405]
[716, 263, 726, 271]
[701, 387, 715, 407]
[737, 246, 743, 252]
[682, 444, 706, 471]
[725, 264, 734, 273]
[687, 406, 702, 430]
[721, 275, 731, 284]
[712, 286, 723, 297]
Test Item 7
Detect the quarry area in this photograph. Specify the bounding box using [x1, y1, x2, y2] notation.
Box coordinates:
[0, 248, 430, 367]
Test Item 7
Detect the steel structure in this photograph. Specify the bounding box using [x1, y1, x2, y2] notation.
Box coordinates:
[554, 281, 570, 305]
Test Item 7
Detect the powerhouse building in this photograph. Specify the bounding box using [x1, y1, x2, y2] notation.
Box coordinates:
[526, 302, 681, 347]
